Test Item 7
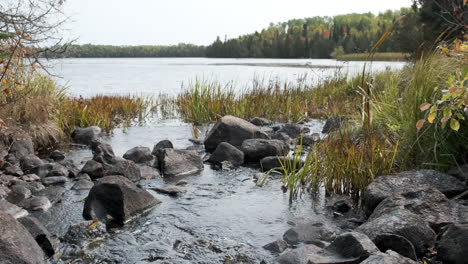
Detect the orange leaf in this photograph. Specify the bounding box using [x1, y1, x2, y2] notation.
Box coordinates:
[420, 103, 432, 112]
[3, 89, 10, 95]
[1, 79, 7, 85]
[416, 119, 425, 131]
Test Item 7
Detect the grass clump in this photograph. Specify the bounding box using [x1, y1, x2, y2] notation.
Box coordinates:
[336, 52, 408, 61]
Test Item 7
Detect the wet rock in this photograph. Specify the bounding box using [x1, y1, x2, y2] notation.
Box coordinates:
[362, 169, 467, 216]
[189, 138, 203, 145]
[325, 231, 379, 260]
[152, 139, 174, 155]
[277, 123, 302, 139]
[301, 133, 321, 146]
[241, 139, 289, 162]
[176, 180, 188, 186]
[208, 142, 244, 166]
[48, 163, 69, 177]
[157, 148, 203, 178]
[322, 115, 347, 134]
[151, 185, 187, 196]
[0, 186, 8, 199]
[283, 220, 341, 245]
[72, 126, 101, 146]
[0, 199, 29, 218]
[18, 216, 58, 257]
[49, 150, 65, 161]
[83, 176, 161, 227]
[62, 220, 107, 246]
[81, 160, 105, 180]
[250, 117, 272, 126]
[72, 179, 94, 190]
[260, 156, 302, 172]
[92, 142, 115, 165]
[436, 224, 468, 264]
[448, 165, 468, 182]
[361, 250, 417, 264]
[332, 199, 353, 214]
[0, 211, 45, 264]
[272, 131, 293, 144]
[19, 155, 44, 171]
[77, 173, 92, 181]
[105, 157, 141, 182]
[19, 196, 52, 211]
[42, 176, 68, 186]
[123, 146, 153, 164]
[204, 115, 270, 152]
[357, 208, 436, 257]
[33, 186, 65, 203]
[277, 245, 322, 264]
[263, 239, 289, 254]
[373, 233, 417, 260]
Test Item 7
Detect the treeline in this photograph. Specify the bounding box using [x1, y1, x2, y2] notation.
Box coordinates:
[206, 8, 423, 58]
[60, 43, 206, 58]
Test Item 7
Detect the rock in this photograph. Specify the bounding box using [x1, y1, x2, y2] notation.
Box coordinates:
[0, 211, 45, 264]
[176, 180, 188, 186]
[260, 156, 303, 172]
[83, 176, 161, 227]
[0, 174, 16, 186]
[47, 163, 69, 177]
[72, 179, 94, 190]
[92, 141, 115, 165]
[157, 148, 203, 178]
[283, 220, 341, 245]
[42, 176, 68, 186]
[18, 216, 58, 257]
[9, 185, 32, 200]
[357, 208, 436, 257]
[151, 185, 187, 196]
[361, 250, 417, 264]
[322, 115, 347, 134]
[362, 169, 467, 216]
[0, 127, 35, 160]
[77, 173, 92, 181]
[62, 220, 107, 246]
[71, 126, 101, 146]
[20, 174, 41, 182]
[33, 186, 65, 203]
[436, 224, 468, 264]
[301, 133, 321, 146]
[15, 181, 44, 193]
[277, 123, 303, 139]
[448, 165, 468, 182]
[49, 150, 65, 161]
[241, 139, 289, 162]
[208, 142, 244, 166]
[152, 140, 174, 155]
[332, 199, 353, 214]
[188, 138, 203, 145]
[0, 186, 8, 199]
[373, 233, 417, 260]
[221, 161, 235, 171]
[58, 159, 80, 178]
[204, 115, 270, 152]
[123, 146, 153, 164]
[19, 196, 52, 211]
[0, 199, 29, 218]
[139, 165, 161, 179]
[3, 163, 24, 176]
[325, 231, 379, 260]
[81, 160, 105, 180]
[105, 158, 141, 182]
[30, 163, 53, 178]
[263, 240, 289, 254]
[19, 155, 44, 171]
[250, 117, 272, 126]
[272, 132, 293, 144]
[277, 245, 322, 264]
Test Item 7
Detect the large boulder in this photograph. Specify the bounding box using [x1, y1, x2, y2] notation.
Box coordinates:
[157, 148, 203, 177]
[83, 176, 160, 227]
[283, 220, 341, 245]
[123, 146, 153, 164]
[361, 250, 417, 264]
[322, 115, 347, 134]
[208, 142, 244, 166]
[436, 224, 468, 264]
[0, 211, 45, 264]
[71, 126, 101, 146]
[362, 169, 467, 216]
[203, 115, 269, 152]
[241, 139, 289, 162]
[18, 216, 58, 257]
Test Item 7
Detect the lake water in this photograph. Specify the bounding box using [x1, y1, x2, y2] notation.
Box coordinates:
[49, 58, 406, 97]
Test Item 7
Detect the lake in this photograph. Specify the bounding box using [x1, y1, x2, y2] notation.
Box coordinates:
[49, 58, 406, 97]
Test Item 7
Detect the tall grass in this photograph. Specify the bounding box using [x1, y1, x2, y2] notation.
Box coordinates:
[336, 52, 408, 61]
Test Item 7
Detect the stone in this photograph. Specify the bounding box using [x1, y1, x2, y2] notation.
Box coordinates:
[208, 142, 244, 166]
[30, 163, 53, 178]
[150, 185, 187, 196]
[47, 163, 69, 177]
[272, 131, 293, 144]
[0, 199, 29, 218]
[283, 220, 341, 245]
[62, 220, 107, 246]
[72, 179, 94, 190]
[301, 133, 321, 146]
[204, 115, 269, 152]
[71, 126, 101, 146]
[33, 186, 65, 203]
[3, 164, 24, 176]
[139, 165, 161, 179]
[19, 155, 44, 171]
[332, 199, 353, 214]
[277, 245, 322, 264]
[322, 115, 347, 134]
[19, 196, 52, 211]
[325, 231, 379, 260]
[241, 139, 289, 162]
[0, 174, 16, 186]
[123, 146, 153, 164]
[263, 240, 289, 254]
[362, 169, 467, 216]
[18, 216, 58, 257]
[357, 208, 436, 257]
[92, 141, 115, 165]
[360, 250, 417, 264]
[373, 233, 417, 260]
[83, 176, 161, 227]
[152, 140, 174, 155]
[80, 160, 105, 180]
[221, 161, 235, 171]
[260, 156, 303, 172]
[42, 176, 68, 186]
[436, 224, 468, 264]
[9, 185, 32, 200]
[49, 150, 65, 161]
[20, 174, 41, 182]
[0, 127, 35, 160]
[277, 123, 302, 139]
[105, 158, 141, 182]
[58, 159, 80, 178]
[0, 211, 45, 264]
[250, 117, 272, 126]
[157, 148, 203, 178]
[15, 181, 44, 193]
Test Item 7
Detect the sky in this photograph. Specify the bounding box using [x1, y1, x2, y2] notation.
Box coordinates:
[63, 0, 413, 46]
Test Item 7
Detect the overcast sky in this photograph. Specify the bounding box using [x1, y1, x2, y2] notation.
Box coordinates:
[64, 0, 413, 46]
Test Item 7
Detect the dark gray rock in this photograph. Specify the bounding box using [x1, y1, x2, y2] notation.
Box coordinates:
[150, 185, 187, 197]
[263, 239, 289, 254]
[272, 131, 293, 144]
[204, 115, 269, 152]
[277, 245, 322, 264]
[83, 176, 161, 227]
[241, 139, 289, 162]
[19, 196, 52, 211]
[80, 160, 105, 180]
[19, 155, 43, 171]
[9, 185, 32, 200]
[0, 199, 29, 218]
[62, 220, 107, 246]
[123, 146, 153, 164]
[157, 148, 203, 178]
[436, 224, 468, 264]
[250, 117, 272, 126]
[448, 165, 468, 182]
[58, 160, 80, 178]
[0, 174, 18, 186]
[30, 163, 53, 178]
[0, 211, 45, 264]
[0, 127, 35, 160]
[361, 250, 417, 264]
[277, 123, 302, 139]
[18, 216, 58, 257]
[42, 176, 68, 186]
[260, 156, 303, 172]
[47, 163, 69, 177]
[33, 186, 65, 203]
[373, 233, 417, 261]
[72, 179, 94, 190]
[72, 126, 101, 146]
[105, 157, 141, 182]
[357, 208, 436, 257]
[322, 115, 347, 134]
[208, 142, 244, 166]
[362, 169, 467, 216]
[49, 150, 65, 161]
[283, 220, 341, 245]
[152, 140, 174, 155]
[91, 141, 115, 165]
[3, 163, 24, 176]
[301, 133, 321, 146]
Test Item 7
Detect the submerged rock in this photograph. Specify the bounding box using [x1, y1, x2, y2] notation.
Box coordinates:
[83, 176, 161, 227]
[42, 176, 68, 186]
[18, 216, 58, 257]
[72, 126, 101, 146]
[241, 139, 288, 162]
[123, 146, 153, 164]
[157, 148, 203, 178]
[204, 115, 269, 152]
[49, 150, 65, 161]
[208, 142, 244, 166]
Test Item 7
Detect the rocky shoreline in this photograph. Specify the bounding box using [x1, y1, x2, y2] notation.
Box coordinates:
[1, 115, 467, 264]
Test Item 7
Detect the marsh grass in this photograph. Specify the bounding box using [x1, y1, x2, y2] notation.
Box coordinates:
[336, 52, 409, 61]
